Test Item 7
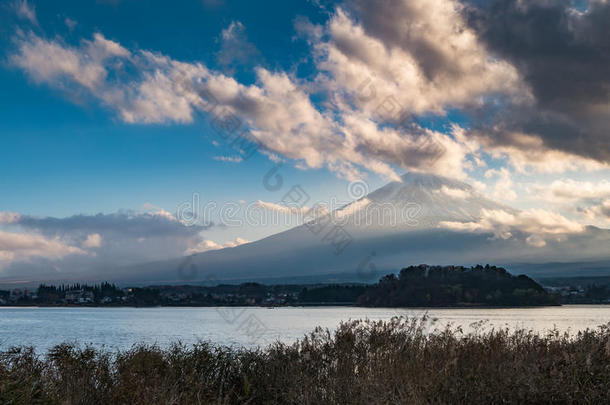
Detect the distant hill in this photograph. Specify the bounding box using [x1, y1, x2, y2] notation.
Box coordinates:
[357, 265, 558, 307]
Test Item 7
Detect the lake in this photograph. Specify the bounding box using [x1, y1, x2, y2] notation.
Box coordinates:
[1, 305, 610, 353]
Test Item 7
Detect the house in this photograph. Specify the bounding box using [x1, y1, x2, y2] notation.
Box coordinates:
[9, 289, 24, 303]
[65, 289, 94, 304]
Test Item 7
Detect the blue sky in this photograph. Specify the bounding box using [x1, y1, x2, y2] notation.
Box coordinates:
[1, 0, 610, 280]
[0, 0, 347, 219]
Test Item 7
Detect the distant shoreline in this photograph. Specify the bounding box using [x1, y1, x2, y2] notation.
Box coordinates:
[0, 302, 566, 309]
[7, 265, 610, 307]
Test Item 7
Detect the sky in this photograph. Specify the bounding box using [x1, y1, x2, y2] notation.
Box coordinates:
[1, 0, 610, 280]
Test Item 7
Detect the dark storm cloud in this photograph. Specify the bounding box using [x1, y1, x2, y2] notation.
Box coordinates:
[465, 0, 610, 162]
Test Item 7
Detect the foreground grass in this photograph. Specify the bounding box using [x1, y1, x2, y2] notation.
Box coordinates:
[2, 318, 610, 404]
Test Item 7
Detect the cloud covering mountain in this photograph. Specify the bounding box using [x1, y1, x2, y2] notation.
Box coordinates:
[1, 172, 608, 285]
[61, 173, 610, 285]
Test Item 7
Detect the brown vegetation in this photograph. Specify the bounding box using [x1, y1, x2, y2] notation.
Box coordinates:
[2, 317, 610, 404]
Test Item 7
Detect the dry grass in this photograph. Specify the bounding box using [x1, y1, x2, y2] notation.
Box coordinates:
[2, 317, 610, 404]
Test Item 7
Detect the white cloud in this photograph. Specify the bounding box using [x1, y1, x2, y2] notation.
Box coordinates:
[216, 21, 259, 71]
[311, 1, 525, 118]
[121, 57, 197, 124]
[82, 233, 102, 248]
[439, 208, 585, 247]
[307, 0, 609, 178]
[335, 198, 370, 218]
[485, 168, 517, 202]
[0, 230, 86, 267]
[14, 0, 37, 25]
[185, 236, 249, 254]
[546, 179, 610, 202]
[11, 32, 129, 91]
[213, 155, 243, 163]
[152, 209, 179, 222]
[226, 237, 249, 247]
[9, 18, 487, 181]
[525, 234, 547, 248]
[0, 212, 20, 224]
[254, 200, 309, 214]
[185, 239, 222, 254]
[436, 185, 470, 200]
[580, 200, 610, 223]
[9, 32, 198, 125]
[482, 133, 608, 174]
[10, 2, 605, 184]
[0, 210, 211, 275]
[528, 179, 610, 226]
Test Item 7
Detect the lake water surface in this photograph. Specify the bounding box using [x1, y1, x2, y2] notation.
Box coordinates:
[2, 305, 610, 353]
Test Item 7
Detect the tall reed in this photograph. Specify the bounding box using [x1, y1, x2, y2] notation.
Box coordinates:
[2, 317, 610, 404]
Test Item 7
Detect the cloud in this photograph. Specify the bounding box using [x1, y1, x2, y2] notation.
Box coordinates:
[216, 21, 260, 72]
[185, 236, 249, 254]
[545, 179, 610, 203]
[0, 210, 217, 276]
[466, 0, 610, 168]
[437, 185, 471, 200]
[9, 31, 197, 124]
[9, 13, 485, 181]
[13, 210, 207, 238]
[0, 212, 20, 224]
[0, 230, 86, 267]
[254, 200, 309, 215]
[14, 0, 37, 25]
[481, 134, 607, 174]
[485, 167, 517, 201]
[313, 1, 523, 118]
[439, 208, 585, 247]
[290, 0, 522, 179]
[64, 17, 77, 31]
[213, 155, 243, 163]
[11, 0, 610, 183]
[581, 200, 610, 222]
[82, 233, 102, 248]
[334, 197, 370, 218]
[11, 32, 130, 90]
[529, 179, 610, 226]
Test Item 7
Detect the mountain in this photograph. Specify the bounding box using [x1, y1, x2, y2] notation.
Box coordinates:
[358, 172, 513, 228]
[113, 172, 610, 285]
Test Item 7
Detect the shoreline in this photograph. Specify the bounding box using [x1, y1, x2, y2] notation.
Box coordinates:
[0, 303, 573, 309]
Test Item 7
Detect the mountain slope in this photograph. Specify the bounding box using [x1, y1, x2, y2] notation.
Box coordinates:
[117, 172, 610, 284]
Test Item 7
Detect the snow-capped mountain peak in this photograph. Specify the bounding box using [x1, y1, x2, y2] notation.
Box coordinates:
[337, 172, 512, 229]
